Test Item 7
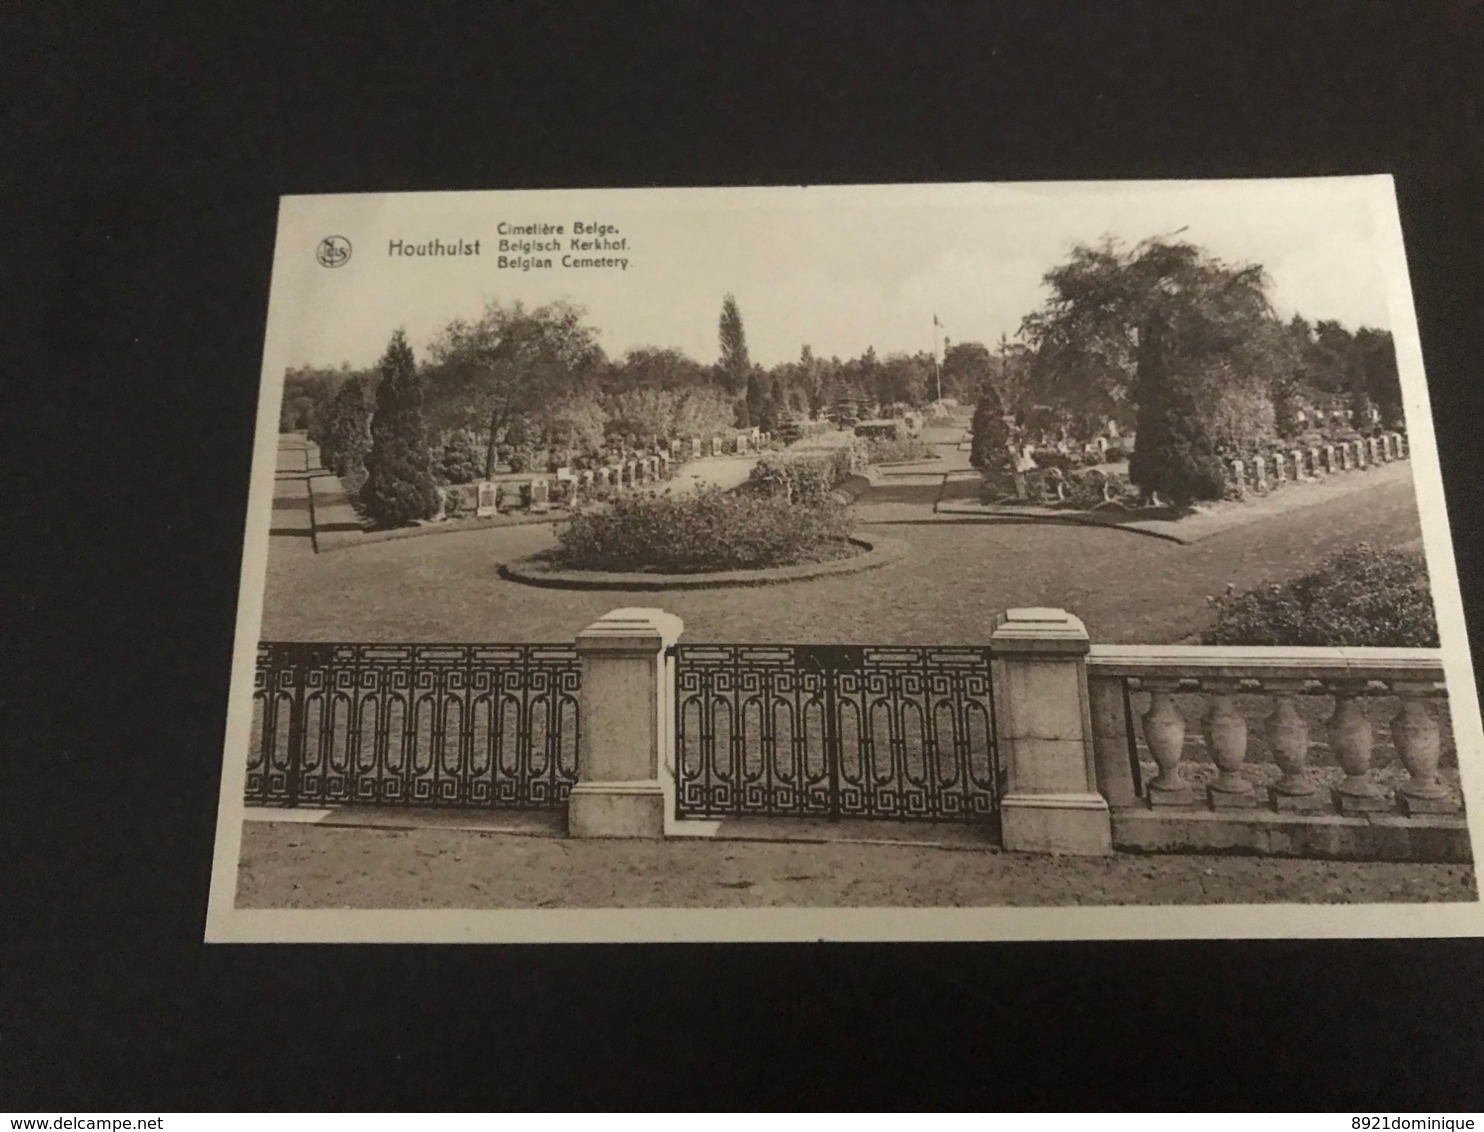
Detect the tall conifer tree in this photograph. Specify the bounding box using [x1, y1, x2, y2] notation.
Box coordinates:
[1128, 315, 1226, 506]
[362, 330, 440, 525]
[718, 294, 751, 394]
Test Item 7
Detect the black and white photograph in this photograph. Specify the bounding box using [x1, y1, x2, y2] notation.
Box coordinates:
[204, 178, 1483, 942]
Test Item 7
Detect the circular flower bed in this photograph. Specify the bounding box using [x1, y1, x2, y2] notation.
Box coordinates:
[550, 487, 856, 573]
[500, 486, 910, 589]
[499, 535, 909, 591]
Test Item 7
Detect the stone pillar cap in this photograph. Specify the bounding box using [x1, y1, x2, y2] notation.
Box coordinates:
[576, 607, 685, 651]
[990, 607, 1090, 653]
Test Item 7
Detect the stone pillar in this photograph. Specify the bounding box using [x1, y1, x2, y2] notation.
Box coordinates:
[1228, 459, 1245, 498]
[990, 608, 1112, 855]
[568, 608, 684, 838]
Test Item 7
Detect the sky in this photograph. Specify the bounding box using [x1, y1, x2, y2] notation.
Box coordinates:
[272, 178, 1396, 371]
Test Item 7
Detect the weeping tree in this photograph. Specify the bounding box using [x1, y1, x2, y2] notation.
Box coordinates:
[362, 330, 440, 526]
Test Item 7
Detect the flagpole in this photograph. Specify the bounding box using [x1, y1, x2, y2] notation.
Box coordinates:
[932, 315, 943, 403]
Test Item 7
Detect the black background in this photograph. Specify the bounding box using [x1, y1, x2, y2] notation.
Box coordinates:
[4, 0, 1484, 1111]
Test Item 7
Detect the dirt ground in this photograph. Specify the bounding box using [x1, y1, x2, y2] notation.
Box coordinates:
[236, 821, 1479, 909]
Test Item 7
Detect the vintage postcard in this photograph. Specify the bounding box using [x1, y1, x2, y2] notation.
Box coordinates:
[205, 177, 1483, 942]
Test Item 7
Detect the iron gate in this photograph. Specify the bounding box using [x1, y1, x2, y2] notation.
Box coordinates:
[246, 642, 580, 808]
[671, 644, 998, 821]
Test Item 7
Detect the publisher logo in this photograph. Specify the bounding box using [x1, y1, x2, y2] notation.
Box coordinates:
[316, 235, 352, 268]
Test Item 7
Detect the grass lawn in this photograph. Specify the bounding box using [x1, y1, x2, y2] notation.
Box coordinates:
[261, 461, 1425, 645]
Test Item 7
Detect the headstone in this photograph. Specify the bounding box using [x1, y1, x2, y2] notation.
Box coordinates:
[1272, 453, 1287, 484]
[475, 480, 499, 518]
[555, 466, 574, 481]
[1289, 450, 1305, 480]
[1353, 439, 1366, 467]
[530, 477, 550, 513]
[1229, 459, 1245, 497]
[1322, 445, 1337, 473]
[1367, 437, 1380, 464]
[1252, 456, 1268, 492]
[1309, 447, 1323, 475]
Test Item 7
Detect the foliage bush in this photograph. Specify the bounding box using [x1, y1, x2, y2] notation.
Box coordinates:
[1030, 448, 1082, 472]
[1064, 468, 1112, 508]
[861, 436, 936, 464]
[1203, 543, 1438, 647]
[553, 488, 857, 572]
[746, 447, 859, 503]
[1103, 443, 1129, 463]
[443, 485, 470, 518]
[436, 431, 484, 485]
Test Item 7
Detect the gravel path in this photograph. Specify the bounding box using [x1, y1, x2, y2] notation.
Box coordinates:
[236, 822, 1478, 909]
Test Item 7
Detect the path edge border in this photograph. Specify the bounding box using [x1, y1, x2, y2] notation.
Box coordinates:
[498, 535, 912, 591]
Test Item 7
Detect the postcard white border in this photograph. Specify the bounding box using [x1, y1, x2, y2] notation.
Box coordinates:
[205, 176, 1484, 943]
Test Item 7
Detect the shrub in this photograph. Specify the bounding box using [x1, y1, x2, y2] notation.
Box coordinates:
[746, 447, 858, 503]
[1104, 443, 1129, 463]
[862, 436, 936, 464]
[1203, 543, 1438, 647]
[443, 485, 469, 518]
[436, 431, 484, 485]
[1064, 468, 1111, 508]
[553, 488, 857, 572]
[1030, 448, 1080, 473]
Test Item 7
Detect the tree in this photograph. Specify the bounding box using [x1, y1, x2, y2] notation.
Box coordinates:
[425, 299, 606, 477]
[969, 378, 1019, 491]
[717, 294, 751, 394]
[1356, 328, 1403, 429]
[362, 330, 440, 526]
[1019, 237, 1286, 441]
[1271, 371, 1301, 440]
[941, 341, 994, 403]
[607, 346, 710, 393]
[1127, 313, 1227, 506]
[318, 375, 372, 477]
[880, 353, 930, 407]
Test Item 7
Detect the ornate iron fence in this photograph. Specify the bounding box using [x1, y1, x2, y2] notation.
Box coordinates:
[672, 644, 998, 821]
[246, 642, 580, 809]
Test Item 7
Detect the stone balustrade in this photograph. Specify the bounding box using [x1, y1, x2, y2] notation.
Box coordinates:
[1086, 645, 1458, 818]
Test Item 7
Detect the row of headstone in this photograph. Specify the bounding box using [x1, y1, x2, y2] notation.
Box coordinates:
[1225, 432, 1407, 496]
[467, 450, 680, 517]
[666, 429, 771, 460]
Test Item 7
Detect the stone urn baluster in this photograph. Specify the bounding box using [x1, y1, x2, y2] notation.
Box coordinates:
[1142, 678, 1194, 806]
[1203, 679, 1256, 809]
[1267, 678, 1327, 811]
[1391, 681, 1457, 815]
[1330, 681, 1386, 813]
